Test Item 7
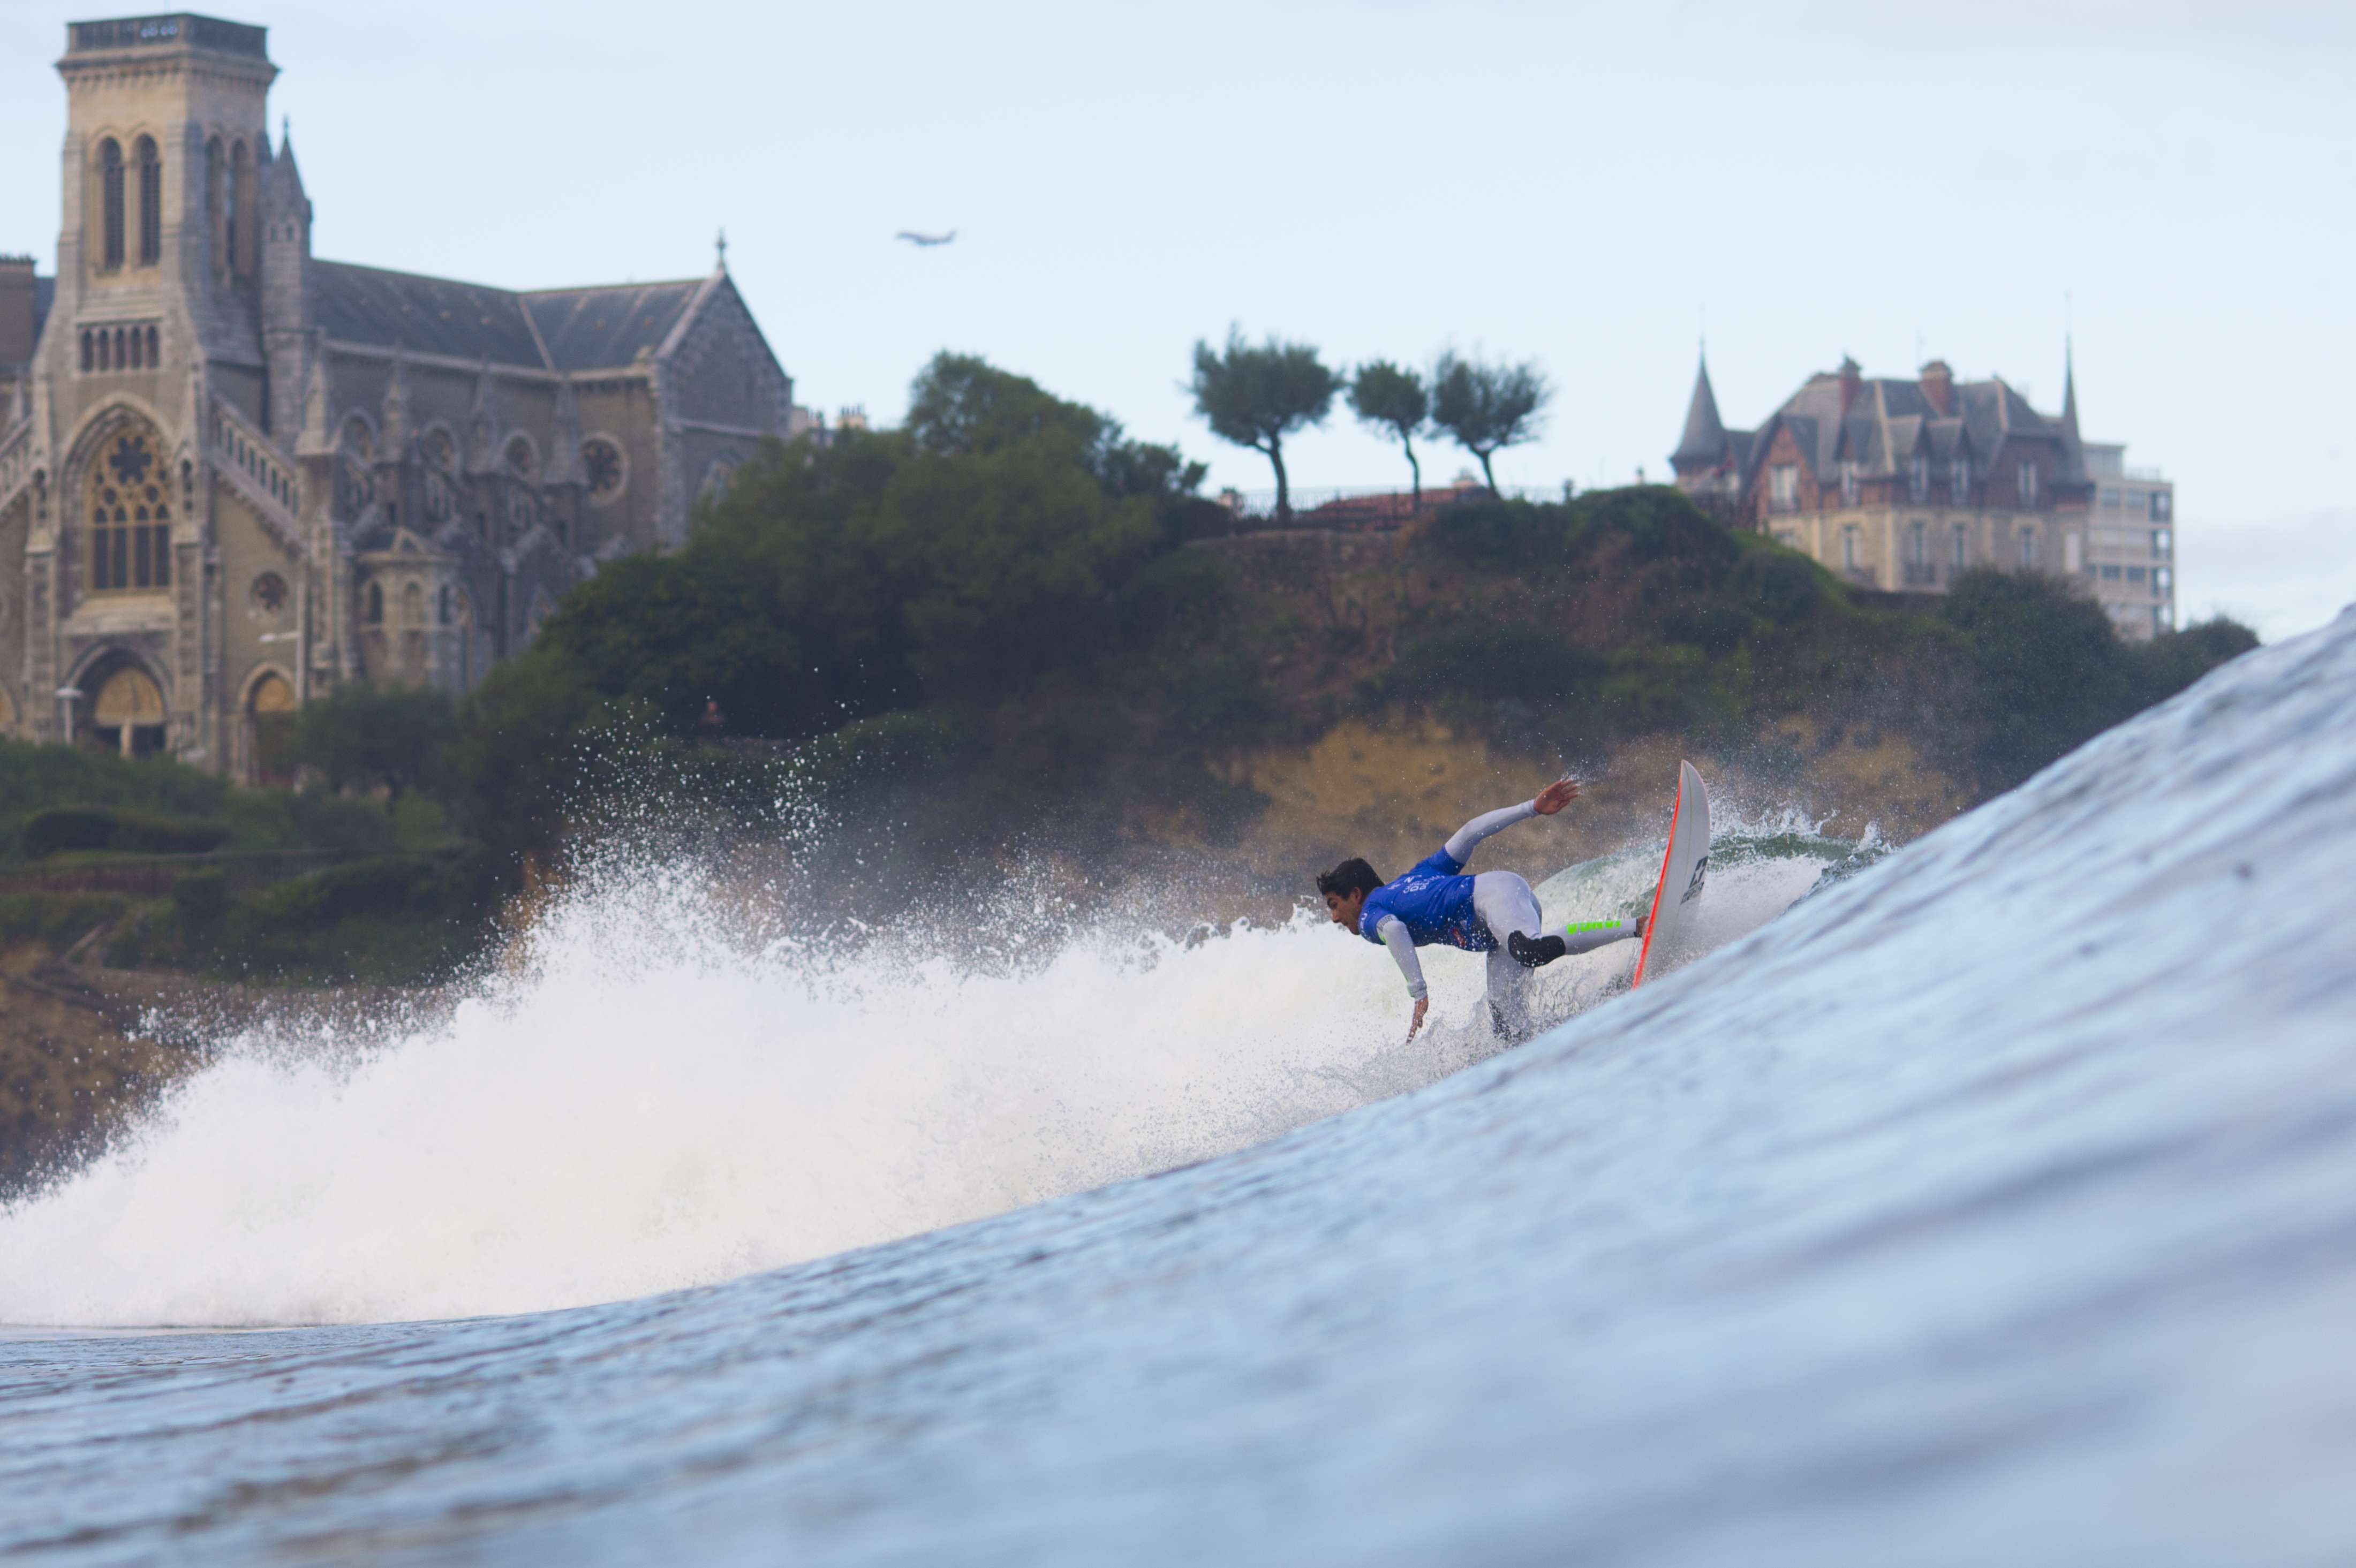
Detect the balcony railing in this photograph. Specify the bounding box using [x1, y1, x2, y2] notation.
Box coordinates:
[1901, 563, 1944, 588]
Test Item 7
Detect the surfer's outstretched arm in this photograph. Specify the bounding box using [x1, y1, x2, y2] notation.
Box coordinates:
[1441, 777, 1581, 865]
[1375, 915, 1432, 1039]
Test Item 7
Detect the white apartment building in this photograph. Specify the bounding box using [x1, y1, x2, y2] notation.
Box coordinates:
[2080, 443, 2176, 637]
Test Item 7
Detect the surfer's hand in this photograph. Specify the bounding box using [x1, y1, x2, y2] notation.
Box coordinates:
[1534, 776, 1581, 815]
[1407, 996, 1429, 1040]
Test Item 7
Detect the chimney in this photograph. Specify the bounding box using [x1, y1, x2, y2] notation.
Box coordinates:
[1919, 359, 1954, 416]
[0, 255, 35, 365]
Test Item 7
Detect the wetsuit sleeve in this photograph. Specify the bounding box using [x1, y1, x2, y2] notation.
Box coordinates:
[1376, 915, 1427, 1000]
[1561, 918, 1640, 955]
[1442, 799, 1538, 866]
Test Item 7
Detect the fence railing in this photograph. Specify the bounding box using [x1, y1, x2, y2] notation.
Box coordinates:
[1213, 481, 1568, 525]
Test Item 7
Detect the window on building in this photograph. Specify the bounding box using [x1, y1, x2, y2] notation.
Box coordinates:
[97, 139, 125, 270]
[2151, 491, 2172, 522]
[226, 141, 248, 280]
[2153, 528, 2171, 557]
[1952, 523, 1968, 569]
[135, 137, 161, 266]
[2101, 564, 2121, 580]
[2065, 532, 2083, 574]
[2018, 529, 2036, 569]
[366, 581, 384, 623]
[2018, 460, 2039, 507]
[1841, 525, 1860, 570]
[2155, 567, 2172, 595]
[2101, 487, 2119, 507]
[87, 430, 173, 594]
[1839, 460, 1859, 506]
[1909, 520, 1927, 567]
[439, 585, 455, 626]
[1950, 456, 1970, 502]
[205, 136, 223, 278]
[2126, 566, 2146, 584]
[1909, 454, 1929, 503]
[1770, 464, 1798, 511]
[79, 330, 92, 372]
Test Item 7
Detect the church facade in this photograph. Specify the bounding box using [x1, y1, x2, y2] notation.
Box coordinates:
[0, 14, 799, 775]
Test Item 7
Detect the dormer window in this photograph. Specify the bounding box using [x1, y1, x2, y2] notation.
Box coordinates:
[1769, 464, 1798, 512]
[2018, 460, 2040, 507]
[1839, 460, 1860, 506]
[1950, 456, 1970, 503]
[1909, 453, 1929, 502]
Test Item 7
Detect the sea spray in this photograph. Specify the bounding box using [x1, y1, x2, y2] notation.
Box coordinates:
[0, 810, 1845, 1327]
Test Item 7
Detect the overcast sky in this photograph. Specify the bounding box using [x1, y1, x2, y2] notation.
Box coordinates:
[4, 1, 2349, 639]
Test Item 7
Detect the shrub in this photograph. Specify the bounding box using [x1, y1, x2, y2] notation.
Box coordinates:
[1395, 622, 1601, 703]
[19, 805, 231, 859]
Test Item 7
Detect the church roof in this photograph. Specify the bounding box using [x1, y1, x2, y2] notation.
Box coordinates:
[312, 262, 713, 373]
[313, 261, 546, 367]
[523, 281, 703, 372]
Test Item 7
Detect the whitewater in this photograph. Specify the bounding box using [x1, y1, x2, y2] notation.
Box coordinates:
[2, 607, 2352, 1565]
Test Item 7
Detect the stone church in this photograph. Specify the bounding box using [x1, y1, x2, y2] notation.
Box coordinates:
[0, 13, 801, 776]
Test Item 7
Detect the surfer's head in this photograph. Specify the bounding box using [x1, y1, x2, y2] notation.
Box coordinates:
[1317, 858, 1382, 929]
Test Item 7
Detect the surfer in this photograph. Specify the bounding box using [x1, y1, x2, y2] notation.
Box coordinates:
[1318, 777, 1644, 1042]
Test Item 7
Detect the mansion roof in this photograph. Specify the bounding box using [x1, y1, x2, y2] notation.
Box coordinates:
[1671, 351, 2084, 493]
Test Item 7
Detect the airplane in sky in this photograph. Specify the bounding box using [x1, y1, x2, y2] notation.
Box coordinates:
[895, 230, 957, 247]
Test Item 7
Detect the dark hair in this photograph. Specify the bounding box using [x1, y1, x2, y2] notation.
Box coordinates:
[1316, 858, 1382, 899]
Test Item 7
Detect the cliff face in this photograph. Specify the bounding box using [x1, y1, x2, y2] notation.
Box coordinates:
[1149, 499, 1978, 886]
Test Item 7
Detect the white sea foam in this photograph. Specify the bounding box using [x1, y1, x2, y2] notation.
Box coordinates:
[0, 820, 1828, 1327]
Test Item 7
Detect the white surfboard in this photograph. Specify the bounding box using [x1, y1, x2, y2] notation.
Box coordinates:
[1632, 760, 1710, 988]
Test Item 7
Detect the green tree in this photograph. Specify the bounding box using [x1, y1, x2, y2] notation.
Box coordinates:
[1430, 351, 1551, 494]
[294, 683, 458, 805]
[1349, 360, 1430, 510]
[1188, 329, 1337, 522]
[1940, 569, 2137, 793]
[908, 352, 1204, 499]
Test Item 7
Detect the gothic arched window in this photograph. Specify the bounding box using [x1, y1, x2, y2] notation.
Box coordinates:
[366, 581, 384, 624]
[205, 137, 223, 279]
[87, 426, 173, 594]
[79, 330, 93, 373]
[135, 136, 161, 266]
[226, 140, 249, 281]
[97, 139, 125, 270]
[145, 324, 158, 366]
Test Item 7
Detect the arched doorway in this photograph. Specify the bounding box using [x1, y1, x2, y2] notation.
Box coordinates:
[246, 670, 297, 785]
[90, 663, 167, 758]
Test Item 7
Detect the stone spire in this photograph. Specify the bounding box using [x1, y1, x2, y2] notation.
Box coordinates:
[545, 377, 582, 485]
[2058, 337, 2084, 481]
[297, 349, 334, 456]
[380, 346, 412, 451]
[1671, 351, 1728, 475]
[466, 355, 501, 473]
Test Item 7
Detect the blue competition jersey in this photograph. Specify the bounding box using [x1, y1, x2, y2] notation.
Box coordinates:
[1358, 848, 1494, 953]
